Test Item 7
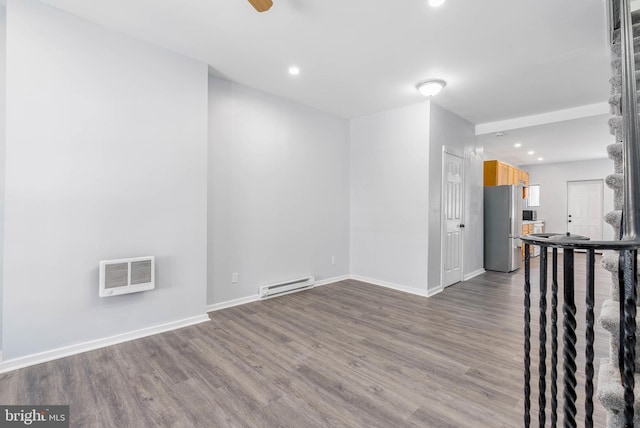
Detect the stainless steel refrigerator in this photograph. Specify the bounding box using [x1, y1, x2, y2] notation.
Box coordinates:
[484, 185, 523, 272]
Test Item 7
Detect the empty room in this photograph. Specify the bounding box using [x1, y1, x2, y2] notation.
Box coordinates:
[0, 0, 636, 426]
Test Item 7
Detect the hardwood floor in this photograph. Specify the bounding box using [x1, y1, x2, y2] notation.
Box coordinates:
[0, 253, 611, 427]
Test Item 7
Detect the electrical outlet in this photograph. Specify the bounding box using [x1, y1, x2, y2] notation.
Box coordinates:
[331, 256, 336, 265]
[232, 272, 239, 283]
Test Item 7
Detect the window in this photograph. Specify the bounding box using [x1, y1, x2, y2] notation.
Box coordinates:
[528, 184, 540, 207]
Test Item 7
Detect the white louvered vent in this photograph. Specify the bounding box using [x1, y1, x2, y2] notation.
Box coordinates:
[259, 276, 315, 299]
[99, 256, 155, 297]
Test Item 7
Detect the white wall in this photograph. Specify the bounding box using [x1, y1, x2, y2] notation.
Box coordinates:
[427, 102, 482, 292]
[521, 158, 615, 240]
[463, 148, 485, 277]
[483, 149, 513, 164]
[2, 0, 208, 360]
[350, 102, 431, 293]
[207, 75, 350, 306]
[0, 4, 6, 354]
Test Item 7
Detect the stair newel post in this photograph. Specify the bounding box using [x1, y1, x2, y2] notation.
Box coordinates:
[620, 0, 640, 425]
[524, 243, 531, 428]
[563, 248, 577, 428]
[539, 246, 548, 427]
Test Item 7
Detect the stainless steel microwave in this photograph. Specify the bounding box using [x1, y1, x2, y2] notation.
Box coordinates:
[523, 210, 537, 221]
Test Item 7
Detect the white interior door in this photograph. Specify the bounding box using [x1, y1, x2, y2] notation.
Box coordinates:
[442, 151, 464, 287]
[567, 180, 603, 240]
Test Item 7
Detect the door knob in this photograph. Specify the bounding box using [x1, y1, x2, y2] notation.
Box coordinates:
[459, 224, 465, 228]
[568, 220, 572, 223]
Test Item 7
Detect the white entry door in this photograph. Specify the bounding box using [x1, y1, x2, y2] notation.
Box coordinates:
[442, 151, 464, 287]
[567, 180, 603, 240]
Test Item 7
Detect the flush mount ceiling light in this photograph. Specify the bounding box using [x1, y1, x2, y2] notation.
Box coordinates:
[288, 66, 300, 76]
[537, 157, 544, 161]
[528, 150, 535, 155]
[514, 143, 522, 148]
[428, 0, 446, 7]
[416, 79, 447, 97]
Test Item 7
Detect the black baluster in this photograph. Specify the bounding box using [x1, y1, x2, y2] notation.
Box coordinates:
[539, 246, 548, 427]
[551, 248, 558, 427]
[524, 243, 531, 428]
[585, 249, 595, 428]
[563, 248, 577, 428]
[619, 251, 625, 378]
[621, 249, 637, 427]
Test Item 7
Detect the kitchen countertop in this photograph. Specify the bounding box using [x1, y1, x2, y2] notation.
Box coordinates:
[523, 220, 544, 224]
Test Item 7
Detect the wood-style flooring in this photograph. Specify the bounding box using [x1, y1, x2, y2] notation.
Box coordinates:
[0, 253, 611, 427]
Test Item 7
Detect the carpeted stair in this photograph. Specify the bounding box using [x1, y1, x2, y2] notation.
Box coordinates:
[598, 359, 640, 427]
[597, 8, 640, 427]
[608, 142, 624, 173]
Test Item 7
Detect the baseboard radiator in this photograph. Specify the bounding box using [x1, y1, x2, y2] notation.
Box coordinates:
[259, 276, 315, 299]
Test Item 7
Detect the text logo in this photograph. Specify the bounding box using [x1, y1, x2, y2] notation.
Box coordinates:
[0, 406, 69, 428]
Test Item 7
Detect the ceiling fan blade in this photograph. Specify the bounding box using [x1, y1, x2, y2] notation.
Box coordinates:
[247, 0, 273, 12]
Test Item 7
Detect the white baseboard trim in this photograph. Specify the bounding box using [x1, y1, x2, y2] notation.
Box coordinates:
[427, 286, 443, 297]
[349, 275, 429, 298]
[206, 295, 260, 313]
[315, 274, 350, 287]
[464, 268, 486, 281]
[0, 314, 210, 374]
[206, 275, 350, 313]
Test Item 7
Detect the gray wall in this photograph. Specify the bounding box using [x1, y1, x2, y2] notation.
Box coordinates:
[350, 102, 431, 293]
[0, 4, 5, 354]
[427, 102, 483, 292]
[521, 158, 615, 240]
[2, 0, 208, 360]
[207, 75, 350, 306]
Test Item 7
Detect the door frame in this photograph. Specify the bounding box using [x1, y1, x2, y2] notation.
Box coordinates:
[440, 146, 465, 288]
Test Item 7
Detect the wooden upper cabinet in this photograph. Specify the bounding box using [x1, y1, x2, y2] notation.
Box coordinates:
[484, 160, 508, 186]
[484, 160, 529, 189]
[519, 170, 530, 198]
[497, 162, 509, 185]
[483, 161, 497, 186]
[507, 166, 516, 185]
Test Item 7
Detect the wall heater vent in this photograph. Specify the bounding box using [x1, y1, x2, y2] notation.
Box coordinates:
[99, 256, 155, 297]
[259, 276, 315, 299]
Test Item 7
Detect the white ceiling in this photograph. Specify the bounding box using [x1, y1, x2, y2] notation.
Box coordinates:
[39, 0, 612, 124]
[477, 114, 612, 166]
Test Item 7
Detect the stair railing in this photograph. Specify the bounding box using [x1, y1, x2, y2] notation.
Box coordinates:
[520, 1, 640, 426]
[616, 1, 640, 426]
[619, 0, 640, 241]
[520, 237, 638, 427]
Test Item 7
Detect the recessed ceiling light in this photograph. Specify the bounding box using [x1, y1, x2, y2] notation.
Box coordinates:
[288, 66, 300, 76]
[416, 79, 447, 97]
[429, 0, 446, 7]
[537, 157, 544, 161]
[528, 150, 535, 155]
[514, 143, 522, 148]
